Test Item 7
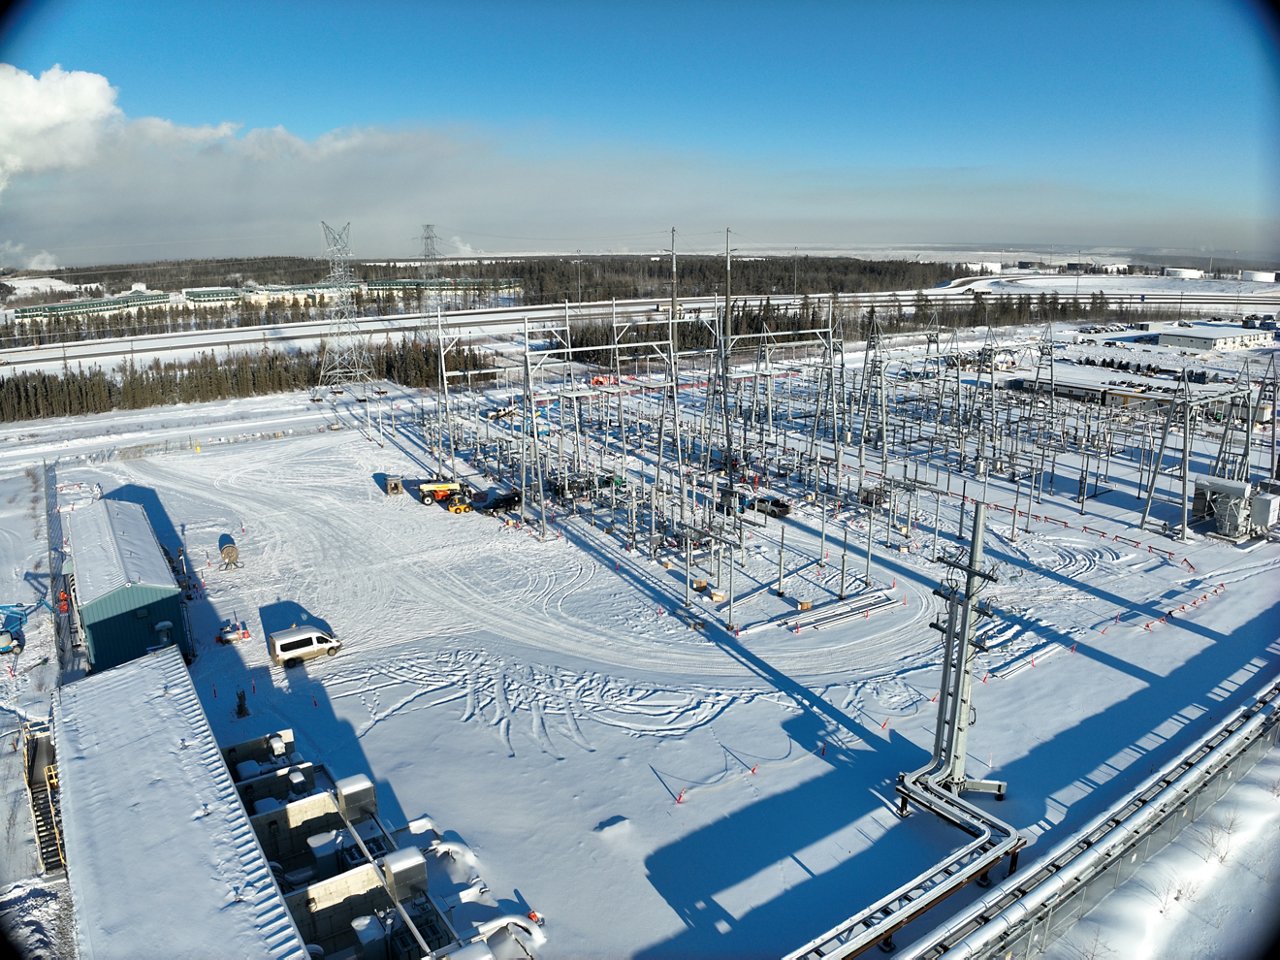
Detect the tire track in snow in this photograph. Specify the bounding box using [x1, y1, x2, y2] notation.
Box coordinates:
[492, 664, 515, 757]
[530, 700, 563, 759]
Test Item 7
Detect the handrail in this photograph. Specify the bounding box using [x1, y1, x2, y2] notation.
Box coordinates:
[42, 761, 66, 869]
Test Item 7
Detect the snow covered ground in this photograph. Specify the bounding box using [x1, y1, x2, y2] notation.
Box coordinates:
[0, 276, 90, 300]
[1, 309, 1278, 958]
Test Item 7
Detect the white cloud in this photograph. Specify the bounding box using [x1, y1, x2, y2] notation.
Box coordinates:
[130, 116, 240, 145]
[0, 63, 121, 191]
[0, 239, 58, 271]
[0, 64, 1275, 263]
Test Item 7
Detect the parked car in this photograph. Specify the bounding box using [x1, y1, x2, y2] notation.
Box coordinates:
[480, 490, 521, 514]
[748, 496, 791, 518]
[269, 626, 341, 667]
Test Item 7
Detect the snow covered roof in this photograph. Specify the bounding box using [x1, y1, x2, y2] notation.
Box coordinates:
[67, 499, 177, 606]
[53, 646, 308, 960]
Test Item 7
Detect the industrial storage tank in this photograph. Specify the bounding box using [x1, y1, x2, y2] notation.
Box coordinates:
[1241, 269, 1277, 282]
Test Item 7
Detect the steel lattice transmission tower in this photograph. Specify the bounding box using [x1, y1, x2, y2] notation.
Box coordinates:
[418, 224, 441, 281]
[313, 221, 373, 401]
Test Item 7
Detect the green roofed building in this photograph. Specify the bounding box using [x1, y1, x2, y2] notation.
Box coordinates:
[15, 290, 169, 321]
[182, 287, 243, 304]
[66, 499, 190, 673]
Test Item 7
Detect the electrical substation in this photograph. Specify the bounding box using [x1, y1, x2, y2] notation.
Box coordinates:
[300, 229, 1280, 958]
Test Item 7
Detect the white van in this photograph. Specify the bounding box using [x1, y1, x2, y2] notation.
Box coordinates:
[269, 626, 341, 667]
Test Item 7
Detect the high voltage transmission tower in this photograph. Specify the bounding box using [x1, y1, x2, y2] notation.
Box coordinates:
[418, 224, 441, 281]
[312, 221, 373, 402]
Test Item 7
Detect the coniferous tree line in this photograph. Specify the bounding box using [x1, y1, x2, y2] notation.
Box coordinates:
[40, 257, 328, 294]
[0, 338, 488, 423]
[504, 255, 963, 303]
[4, 255, 968, 349]
[559, 289, 1144, 369]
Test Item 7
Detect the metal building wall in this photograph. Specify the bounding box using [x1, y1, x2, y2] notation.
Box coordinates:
[80, 584, 184, 672]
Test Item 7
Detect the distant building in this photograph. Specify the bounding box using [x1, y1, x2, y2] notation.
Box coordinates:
[66, 499, 189, 673]
[1240, 270, 1277, 283]
[1158, 327, 1273, 352]
[182, 286, 243, 304]
[1162, 267, 1204, 279]
[15, 290, 170, 322]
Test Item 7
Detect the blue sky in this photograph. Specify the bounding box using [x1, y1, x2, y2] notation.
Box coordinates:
[1, 0, 1277, 266]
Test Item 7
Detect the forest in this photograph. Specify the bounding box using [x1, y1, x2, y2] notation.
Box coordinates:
[0, 253, 1166, 422]
[19, 252, 959, 302]
[0, 338, 488, 423]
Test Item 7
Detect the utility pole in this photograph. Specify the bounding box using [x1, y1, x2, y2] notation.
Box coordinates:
[922, 501, 1006, 799]
[776, 523, 787, 596]
[720, 227, 736, 485]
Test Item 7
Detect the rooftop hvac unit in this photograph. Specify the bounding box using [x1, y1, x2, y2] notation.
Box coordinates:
[307, 829, 341, 874]
[268, 734, 287, 758]
[383, 846, 428, 901]
[442, 943, 496, 960]
[336, 774, 378, 820]
[351, 914, 391, 960]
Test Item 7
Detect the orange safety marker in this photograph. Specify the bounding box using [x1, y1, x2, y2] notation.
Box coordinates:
[675, 788, 687, 804]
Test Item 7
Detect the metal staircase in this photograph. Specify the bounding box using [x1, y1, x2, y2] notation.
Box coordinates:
[23, 721, 66, 874]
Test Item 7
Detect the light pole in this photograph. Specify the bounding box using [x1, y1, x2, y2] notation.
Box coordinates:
[1074, 250, 1081, 316]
